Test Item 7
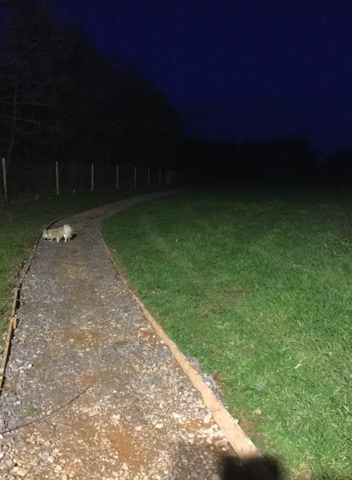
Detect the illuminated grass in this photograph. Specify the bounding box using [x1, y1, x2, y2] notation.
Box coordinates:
[101, 186, 352, 479]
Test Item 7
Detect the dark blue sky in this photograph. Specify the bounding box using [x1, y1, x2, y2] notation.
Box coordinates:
[51, 0, 352, 156]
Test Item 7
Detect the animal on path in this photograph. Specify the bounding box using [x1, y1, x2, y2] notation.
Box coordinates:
[42, 224, 73, 242]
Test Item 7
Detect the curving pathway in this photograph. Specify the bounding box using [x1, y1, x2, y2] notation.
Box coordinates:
[0, 192, 274, 480]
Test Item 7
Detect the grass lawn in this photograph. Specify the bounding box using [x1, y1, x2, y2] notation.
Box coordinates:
[0, 188, 156, 333]
[101, 185, 352, 480]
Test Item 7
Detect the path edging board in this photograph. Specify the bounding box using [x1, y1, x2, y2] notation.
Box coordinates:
[102, 240, 263, 463]
[0, 232, 42, 394]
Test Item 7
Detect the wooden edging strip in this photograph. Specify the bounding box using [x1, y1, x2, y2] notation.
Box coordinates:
[102, 240, 263, 462]
[0, 283, 19, 392]
[138, 298, 262, 460]
[0, 288, 19, 391]
[0, 314, 17, 392]
[0, 232, 43, 395]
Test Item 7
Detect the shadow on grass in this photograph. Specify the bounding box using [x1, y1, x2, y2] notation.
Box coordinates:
[218, 454, 285, 480]
[218, 454, 350, 480]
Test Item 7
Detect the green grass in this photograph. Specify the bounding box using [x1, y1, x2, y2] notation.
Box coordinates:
[0, 188, 157, 333]
[101, 185, 352, 479]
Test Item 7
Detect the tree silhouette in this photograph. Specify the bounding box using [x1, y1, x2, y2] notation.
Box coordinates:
[0, 0, 184, 194]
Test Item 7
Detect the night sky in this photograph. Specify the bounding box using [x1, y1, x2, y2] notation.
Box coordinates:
[50, 0, 352, 157]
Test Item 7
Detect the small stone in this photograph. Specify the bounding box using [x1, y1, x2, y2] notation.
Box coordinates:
[5, 459, 16, 470]
[38, 452, 50, 462]
[155, 423, 163, 429]
[11, 466, 28, 477]
[214, 439, 228, 448]
[172, 412, 182, 420]
[204, 412, 212, 423]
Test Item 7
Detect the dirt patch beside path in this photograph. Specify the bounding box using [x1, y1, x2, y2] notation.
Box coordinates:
[0, 192, 272, 480]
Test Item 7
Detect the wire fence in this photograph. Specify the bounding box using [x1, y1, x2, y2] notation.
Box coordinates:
[0, 158, 184, 201]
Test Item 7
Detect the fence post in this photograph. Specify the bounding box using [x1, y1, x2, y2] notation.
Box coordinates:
[159, 168, 162, 186]
[116, 164, 120, 189]
[134, 166, 137, 189]
[55, 161, 59, 195]
[148, 167, 150, 188]
[91, 163, 94, 192]
[2, 157, 8, 202]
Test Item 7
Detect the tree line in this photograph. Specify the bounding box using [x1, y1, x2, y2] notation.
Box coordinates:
[183, 136, 317, 184]
[0, 0, 184, 194]
[184, 137, 352, 186]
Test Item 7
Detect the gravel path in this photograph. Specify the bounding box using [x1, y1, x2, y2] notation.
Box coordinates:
[0, 192, 274, 480]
